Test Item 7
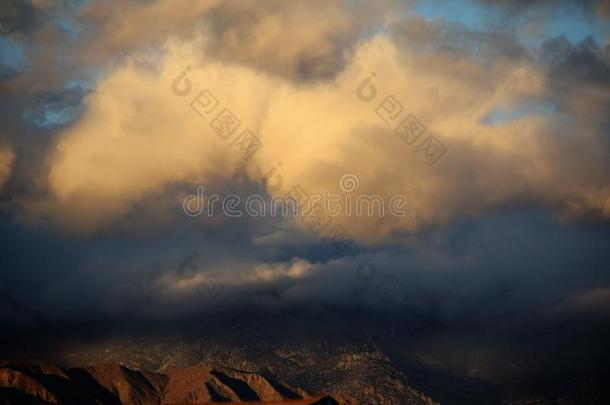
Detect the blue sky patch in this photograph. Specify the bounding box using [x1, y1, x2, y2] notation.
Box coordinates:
[483, 101, 556, 126]
[22, 87, 87, 129]
[0, 37, 26, 77]
[415, 0, 606, 46]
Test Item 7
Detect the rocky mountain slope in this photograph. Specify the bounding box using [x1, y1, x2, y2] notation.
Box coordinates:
[0, 360, 340, 405]
[54, 328, 438, 405]
[5, 316, 605, 404]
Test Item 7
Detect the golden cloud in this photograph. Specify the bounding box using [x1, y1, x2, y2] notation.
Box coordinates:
[27, 18, 610, 242]
[0, 143, 14, 190]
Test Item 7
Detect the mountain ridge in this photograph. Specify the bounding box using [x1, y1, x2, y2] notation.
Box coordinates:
[0, 360, 342, 405]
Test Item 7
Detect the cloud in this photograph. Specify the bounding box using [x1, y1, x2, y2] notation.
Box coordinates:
[75, 0, 220, 64]
[4, 207, 608, 328]
[558, 287, 610, 318]
[200, 0, 391, 81]
[0, 37, 27, 78]
[1, 2, 609, 393]
[0, 143, 14, 189]
[475, 0, 610, 18]
[0, 0, 37, 35]
[22, 85, 88, 128]
[71, 0, 393, 82]
[599, 0, 610, 18]
[30, 41, 278, 233]
[0, 0, 608, 319]
[8, 14, 601, 244]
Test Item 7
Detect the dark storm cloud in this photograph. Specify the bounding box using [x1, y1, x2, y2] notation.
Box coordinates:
[542, 36, 610, 88]
[540, 35, 610, 123]
[0, 0, 37, 35]
[475, 0, 610, 18]
[2, 207, 610, 390]
[2, 207, 609, 329]
[0, 0, 96, 204]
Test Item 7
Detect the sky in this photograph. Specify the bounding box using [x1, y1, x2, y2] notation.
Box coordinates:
[1, 0, 610, 387]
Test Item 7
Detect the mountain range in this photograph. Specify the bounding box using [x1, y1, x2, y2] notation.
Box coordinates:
[0, 360, 346, 405]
